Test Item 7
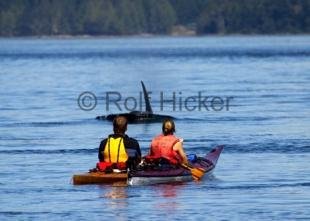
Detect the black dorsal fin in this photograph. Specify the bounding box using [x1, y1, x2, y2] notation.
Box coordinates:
[141, 81, 153, 114]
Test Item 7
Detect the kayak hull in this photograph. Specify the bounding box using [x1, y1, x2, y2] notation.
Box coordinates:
[128, 175, 193, 186]
[72, 145, 223, 185]
[73, 172, 127, 185]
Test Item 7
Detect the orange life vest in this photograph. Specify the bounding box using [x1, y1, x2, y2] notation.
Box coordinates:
[150, 134, 181, 164]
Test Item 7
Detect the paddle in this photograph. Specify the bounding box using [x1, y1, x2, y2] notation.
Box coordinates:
[180, 163, 205, 180]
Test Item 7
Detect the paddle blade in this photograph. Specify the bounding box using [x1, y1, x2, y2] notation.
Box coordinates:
[190, 167, 205, 180]
[181, 163, 206, 180]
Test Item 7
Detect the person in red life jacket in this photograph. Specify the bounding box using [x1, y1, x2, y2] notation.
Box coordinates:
[149, 119, 188, 165]
[97, 116, 141, 171]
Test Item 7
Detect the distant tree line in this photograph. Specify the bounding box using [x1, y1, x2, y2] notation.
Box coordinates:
[0, 0, 309, 36]
[197, 0, 310, 34]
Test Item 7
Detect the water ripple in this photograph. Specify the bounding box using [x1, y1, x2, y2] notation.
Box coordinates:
[209, 182, 310, 190]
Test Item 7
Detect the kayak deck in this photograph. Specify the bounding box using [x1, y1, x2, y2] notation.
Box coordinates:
[72, 145, 223, 185]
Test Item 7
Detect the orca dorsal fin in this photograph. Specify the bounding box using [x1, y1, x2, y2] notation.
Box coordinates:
[141, 81, 153, 114]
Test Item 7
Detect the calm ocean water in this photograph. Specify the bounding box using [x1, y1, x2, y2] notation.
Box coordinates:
[0, 36, 310, 220]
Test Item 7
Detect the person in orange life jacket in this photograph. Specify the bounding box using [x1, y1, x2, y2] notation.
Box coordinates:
[98, 116, 141, 170]
[149, 119, 188, 165]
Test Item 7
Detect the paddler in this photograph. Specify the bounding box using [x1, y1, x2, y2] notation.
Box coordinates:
[148, 119, 188, 165]
[97, 116, 141, 171]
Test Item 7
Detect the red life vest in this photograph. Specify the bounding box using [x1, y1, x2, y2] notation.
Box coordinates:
[149, 134, 181, 164]
[96, 161, 127, 171]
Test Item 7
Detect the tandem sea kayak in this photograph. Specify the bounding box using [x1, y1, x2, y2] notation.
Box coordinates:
[72, 145, 223, 186]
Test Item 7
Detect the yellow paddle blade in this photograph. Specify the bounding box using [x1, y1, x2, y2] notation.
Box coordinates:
[190, 168, 205, 180]
[181, 164, 206, 180]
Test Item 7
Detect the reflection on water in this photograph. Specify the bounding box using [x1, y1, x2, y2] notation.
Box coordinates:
[99, 186, 129, 220]
[154, 183, 183, 198]
[102, 187, 128, 199]
[98, 183, 185, 214]
[153, 184, 185, 212]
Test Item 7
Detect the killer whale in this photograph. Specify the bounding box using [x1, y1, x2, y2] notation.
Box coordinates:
[96, 81, 174, 123]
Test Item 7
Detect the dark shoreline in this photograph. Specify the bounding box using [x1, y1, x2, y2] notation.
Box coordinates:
[1, 33, 310, 40]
